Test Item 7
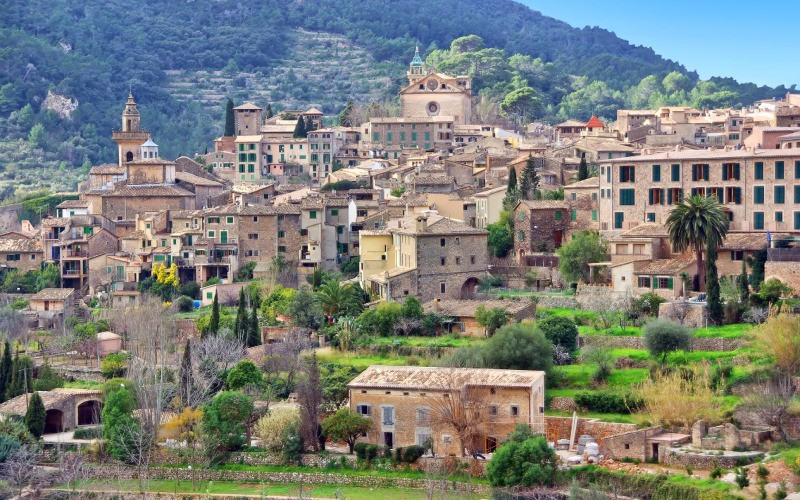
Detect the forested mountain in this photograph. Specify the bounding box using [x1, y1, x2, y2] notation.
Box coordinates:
[0, 0, 795, 198]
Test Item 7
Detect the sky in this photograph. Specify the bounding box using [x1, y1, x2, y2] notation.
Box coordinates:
[518, 0, 798, 88]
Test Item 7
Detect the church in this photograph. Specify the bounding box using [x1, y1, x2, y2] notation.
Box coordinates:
[399, 47, 472, 126]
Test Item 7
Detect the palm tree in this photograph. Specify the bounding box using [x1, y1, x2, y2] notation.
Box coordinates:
[315, 278, 361, 320]
[665, 195, 729, 289]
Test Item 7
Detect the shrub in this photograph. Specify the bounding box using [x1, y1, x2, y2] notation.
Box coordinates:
[100, 352, 130, 379]
[734, 467, 749, 489]
[0, 434, 20, 463]
[24, 391, 46, 439]
[282, 422, 303, 465]
[175, 295, 195, 312]
[631, 292, 666, 318]
[400, 444, 425, 463]
[757, 279, 792, 305]
[574, 392, 641, 414]
[73, 426, 104, 440]
[226, 359, 264, 391]
[202, 391, 254, 464]
[33, 363, 64, 391]
[355, 442, 380, 461]
[537, 316, 578, 350]
[709, 465, 723, 479]
[254, 408, 299, 451]
[101, 378, 134, 397]
[483, 323, 554, 372]
[486, 436, 558, 487]
[755, 314, 800, 374]
[642, 318, 692, 362]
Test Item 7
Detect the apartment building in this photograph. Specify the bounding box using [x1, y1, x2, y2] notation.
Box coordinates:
[348, 366, 545, 455]
[599, 149, 800, 232]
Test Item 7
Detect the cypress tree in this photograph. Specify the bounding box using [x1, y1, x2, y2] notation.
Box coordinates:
[208, 292, 220, 337]
[179, 339, 193, 407]
[738, 260, 750, 304]
[6, 352, 19, 401]
[507, 166, 517, 193]
[338, 101, 353, 127]
[234, 289, 247, 342]
[706, 239, 723, 325]
[25, 391, 45, 439]
[247, 299, 261, 348]
[304, 116, 315, 133]
[578, 157, 589, 181]
[0, 341, 11, 402]
[293, 116, 306, 139]
[224, 99, 235, 137]
[520, 156, 540, 200]
[265, 103, 273, 119]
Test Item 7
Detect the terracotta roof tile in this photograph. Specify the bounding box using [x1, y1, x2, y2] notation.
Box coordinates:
[348, 366, 544, 391]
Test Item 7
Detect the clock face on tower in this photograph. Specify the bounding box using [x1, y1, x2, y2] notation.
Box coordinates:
[426, 79, 439, 91]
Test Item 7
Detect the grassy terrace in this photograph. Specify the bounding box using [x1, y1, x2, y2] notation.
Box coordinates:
[56, 480, 441, 499]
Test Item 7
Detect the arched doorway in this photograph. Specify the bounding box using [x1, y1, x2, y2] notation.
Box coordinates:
[460, 277, 480, 299]
[77, 400, 103, 426]
[44, 409, 64, 434]
[126, 151, 134, 162]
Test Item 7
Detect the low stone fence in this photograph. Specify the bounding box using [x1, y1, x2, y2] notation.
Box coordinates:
[537, 296, 579, 309]
[579, 334, 747, 352]
[51, 365, 104, 382]
[545, 416, 638, 450]
[354, 343, 454, 359]
[147, 449, 356, 469]
[82, 465, 491, 494]
[661, 447, 763, 469]
[575, 285, 629, 311]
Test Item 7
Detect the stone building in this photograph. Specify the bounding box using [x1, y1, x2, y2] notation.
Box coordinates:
[512, 200, 569, 261]
[0, 389, 102, 434]
[359, 213, 488, 302]
[111, 93, 151, 166]
[0, 232, 43, 273]
[599, 149, 800, 232]
[400, 47, 472, 125]
[348, 366, 545, 455]
[422, 298, 537, 337]
[563, 177, 600, 236]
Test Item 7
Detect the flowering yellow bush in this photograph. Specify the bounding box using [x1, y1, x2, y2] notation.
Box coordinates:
[160, 407, 203, 443]
[152, 262, 179, 289]
[254, 408, 299, 451]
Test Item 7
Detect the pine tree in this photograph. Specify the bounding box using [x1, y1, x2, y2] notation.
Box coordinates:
[0, 341, 12, 403]
[234, 289, 247, 342]
[265, 103, 273, 119]
[208, 292, 220, 337]
[738, 260, 750, 304]
[520, 156, 540, 200]
[578, 157, 589, 181]
[224, 99, 235, 137]
[25, 391, 45, 439]
[179, 339, 193, 407]
[507, 166, 517, 193]
[706, 239, 723, 325]
[293, 116, 306, 139]
[247, 299, 261, 348]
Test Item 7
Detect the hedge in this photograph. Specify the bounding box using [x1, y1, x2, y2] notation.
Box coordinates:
[574, 392, 642, 414]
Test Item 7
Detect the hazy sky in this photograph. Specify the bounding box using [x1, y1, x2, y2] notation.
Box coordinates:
[518, 0, 798, 88]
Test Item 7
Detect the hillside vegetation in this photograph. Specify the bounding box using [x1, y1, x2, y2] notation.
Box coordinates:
[1, 0, 796, 196]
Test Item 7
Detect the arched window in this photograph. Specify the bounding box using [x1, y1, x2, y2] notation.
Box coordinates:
[126, 151, 134, 162]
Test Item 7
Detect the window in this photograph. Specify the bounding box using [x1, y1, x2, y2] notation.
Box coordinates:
[614, 212, 624, 229]
[776, 161, 785, 179]
[440, 257, 446, 266]
[795, 161, 800, 179]
[619, 189, 635, 205]
[489, 405, 498, 416]
[654, 277, 673, 289]
[667, 188, 683, 205]
[776, 211, 784, 223]
[726, 187, 742, 204]
[754, 211, 765, 230]
[708, 186, 724, 204]
[691, 163, 709, 181]
[651, 164, 661, 182]
[470, 255, 476, 264]
[775, 186, 786, 204]
[638, 276, 651, 288]
[795, 212, 800, 230]
[730, 251, 744, 261]
[619, 165, 635, 182]
[382, 407, 394, 425]
[647, 212, 655, 222]
[226, 216, 234, 224]
[309, 211, 317, 219]
[207, 231, 215, 237]
[337, 225, 344, 235]
[796, 186, 800, 203]
[278, 245, 286, 252]
[517, 230, 524, 241]
[648, 188, 664, 205]
[440, 238, 446, 247]
[555, 210, 562, 220]
[755, 162, 764, 180]
[510, 405, 519, 417]
[416, 407, 430, 425]
[754, 186, 765, 204]
[591, 210, 598, 221]
[206, 292, 213, 299]
[455, 256, 461, 265]
[440, 282, 446, 293]
[722, 163, 739, 180]
[671, 164, 680, 181]
[570, 209, 577, 221]
[519, 212, 525, 221]
[355, 404, 371, 416]
[331, 209, 339, 216]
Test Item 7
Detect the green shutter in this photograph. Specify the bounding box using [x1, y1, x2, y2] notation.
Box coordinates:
[703, 164, 709, 180]
[722, 165, 728, 181]
[776, 161, 785, 179]
[667, 278, 674, 290]
[671, 164, 680, 181]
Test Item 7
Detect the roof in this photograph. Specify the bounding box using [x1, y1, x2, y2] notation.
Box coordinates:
[719, 232, 772, 251]
[348, 366, 544, 391]
[585, 116, 605, 128]
[55, 199, 89, 209]
[410, 46, 424, 67]
[517, 200, 568, 210]
[422, 299, 535, 318]
[304, 107, 323, 115]
[205, 203, 274, 216]
[30, 288, 74, 301]
[233, 102, 262, 110]
[0, 388, 102, 416]
[556, 119, 586, 128]
[175, 171, 224, 187]
[89, 165, 126, 175]
[474, 186, 507, 197]
[414, 175, 454, 186]
[42, 217, 69, 227]
[0, 236, 41, 253]
[778, 130, 800, 141]
[97, 184, 194, 198]
[97, 331, 121, 341]
[564, 177, 600, 189]
[606, 148, 800, 163]
[389, 214, 487, 236]
[636, 258, 695, 275]
[141, 138, 158, 148]
[234, 135, 263, 143]
[621, 223, 669, 238]
[252, 261, 272, 274]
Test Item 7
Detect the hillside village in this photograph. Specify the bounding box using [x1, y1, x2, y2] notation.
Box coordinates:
[0, 45, 799, 499]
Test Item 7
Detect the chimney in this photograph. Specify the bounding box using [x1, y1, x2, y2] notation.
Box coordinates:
[416, 215, 428, 233]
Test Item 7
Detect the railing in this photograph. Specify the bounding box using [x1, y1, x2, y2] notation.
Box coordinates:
[62, 249, 88, 258]
[62, 269, 82, 276]
[768, 248, 800, 262]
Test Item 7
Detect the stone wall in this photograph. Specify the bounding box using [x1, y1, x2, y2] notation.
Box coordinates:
[537, 296, 579, 309]
[660, 448, 763, 469]
[658, 301, 708, 329]
[52, 365, 104, 382]
[545, 416, 637, 451]
[602, 427, 664, 461]
[575, 285, 630, 311]
[82, 465, 490, 494]
[765, 261, 800, 292]
[579, 334, 747, 352]
[175, 318, 198, 339]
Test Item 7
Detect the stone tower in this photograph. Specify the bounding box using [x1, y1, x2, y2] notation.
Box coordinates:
[407, 46, 426, 85]
[111, 92, 151, 166]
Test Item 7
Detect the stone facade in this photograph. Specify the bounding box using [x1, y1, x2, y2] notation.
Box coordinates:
[544, 417, 640, 453]
[658, 300, 709, 329]
[575, 284, 631, 311]
[513, 200, 569, 261]
[601, 427, 665, 461]
[765, 260, 800, 291]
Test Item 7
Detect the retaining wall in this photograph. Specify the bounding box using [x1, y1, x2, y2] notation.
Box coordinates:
[661, 448, 762, 469]
[579, 335, 747, 352]
[574, 285, 630, 311]
[537, 296, 579, 309]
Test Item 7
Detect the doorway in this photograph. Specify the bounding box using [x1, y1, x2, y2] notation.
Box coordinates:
[651, 443, 659, 461]
[554, 230, 563, 248]
[485, 436, 498, 453]
[44, 409, 64, 434]
[383, 432, 394, 449]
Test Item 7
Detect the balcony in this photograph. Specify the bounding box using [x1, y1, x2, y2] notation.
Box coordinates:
[62, 268, 83, 276]
[61, 249, 88, 259]
[768, 248, 800, 262]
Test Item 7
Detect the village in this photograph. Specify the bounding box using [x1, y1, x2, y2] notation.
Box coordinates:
[0, 46, 798, 499]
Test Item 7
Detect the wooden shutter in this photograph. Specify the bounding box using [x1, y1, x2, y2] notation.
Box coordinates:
[722, 165, 728, 181]
[703, 164, 709, 180]
[734, 163, 740, 180]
